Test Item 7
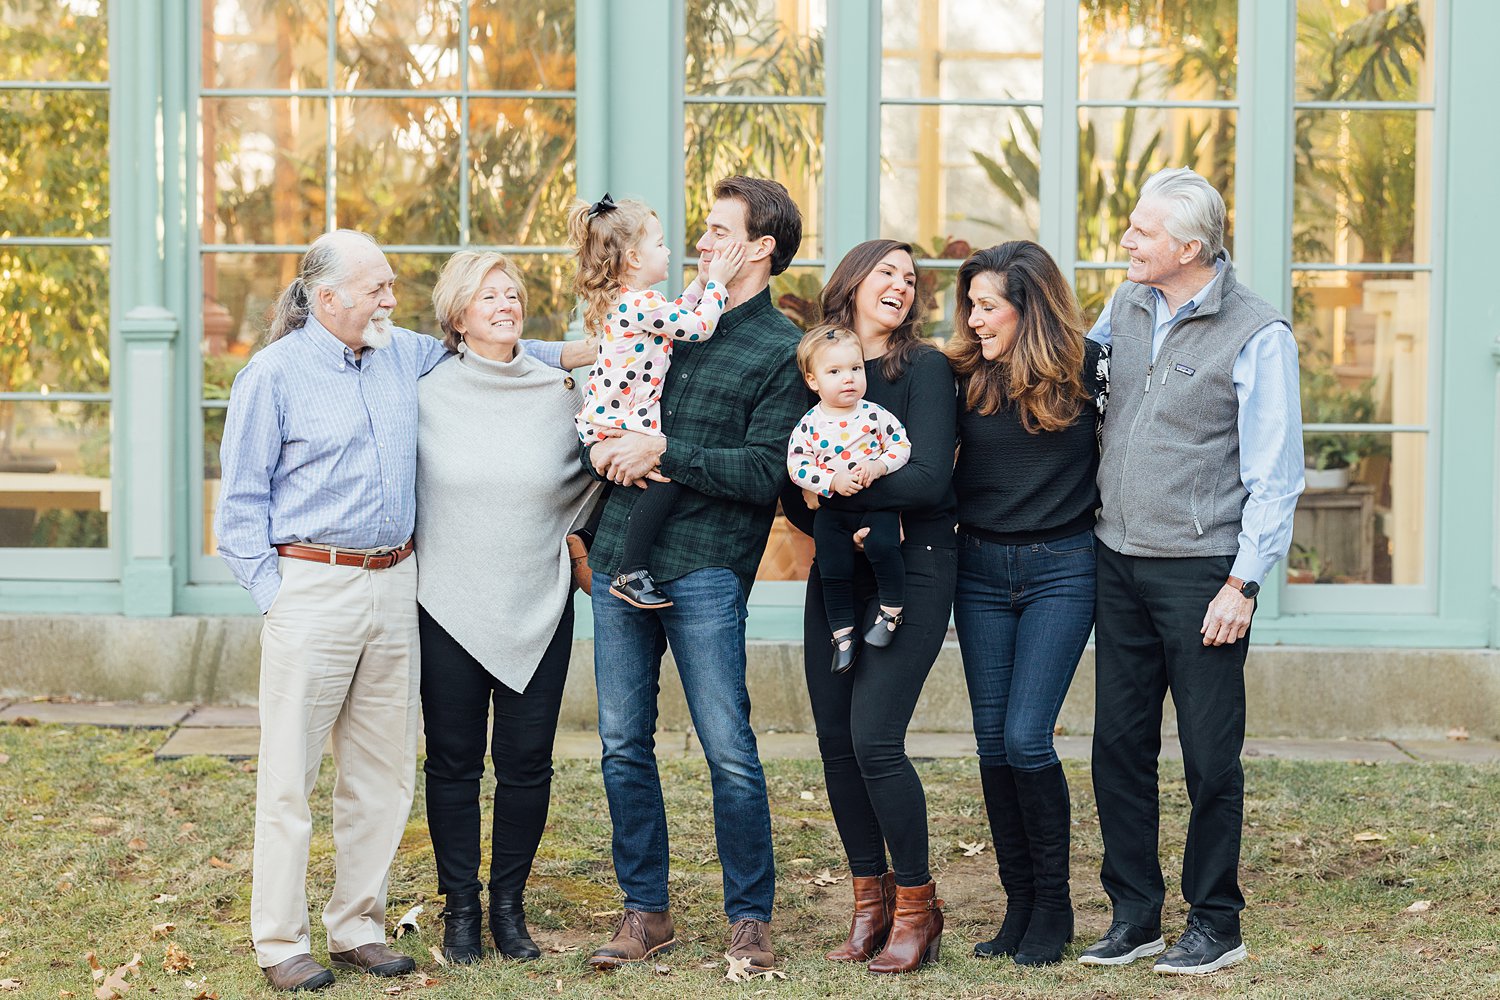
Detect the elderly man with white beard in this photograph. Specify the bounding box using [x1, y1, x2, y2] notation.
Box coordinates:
[216, 229, 588, 991]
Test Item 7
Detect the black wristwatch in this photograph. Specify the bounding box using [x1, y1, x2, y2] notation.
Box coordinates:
[1227, 575, 1260, 600]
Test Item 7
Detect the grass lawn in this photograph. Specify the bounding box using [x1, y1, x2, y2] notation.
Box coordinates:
[1, 722, 1498, 999]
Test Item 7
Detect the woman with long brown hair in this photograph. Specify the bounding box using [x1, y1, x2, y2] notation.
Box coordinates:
[945, 240, 1107, 967]
[784, 238, 958, 974]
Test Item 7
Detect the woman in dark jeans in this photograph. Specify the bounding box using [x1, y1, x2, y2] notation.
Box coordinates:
[784, 238, 958, 974]
[946, 240, 1108, 966]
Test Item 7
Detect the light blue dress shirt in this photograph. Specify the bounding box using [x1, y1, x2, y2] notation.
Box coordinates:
[216, 317, 565, 611]
[1087, 265, 1305, 584]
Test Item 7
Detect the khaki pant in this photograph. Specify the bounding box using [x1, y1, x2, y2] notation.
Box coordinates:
[250, 554, 420, 967]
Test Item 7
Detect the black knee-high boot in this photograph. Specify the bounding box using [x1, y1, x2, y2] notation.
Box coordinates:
[1012, 763, 1074, 965]
[973, 764, 1034, 958]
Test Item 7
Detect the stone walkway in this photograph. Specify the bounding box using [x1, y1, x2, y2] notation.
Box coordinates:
[2, 698, 1496, 765]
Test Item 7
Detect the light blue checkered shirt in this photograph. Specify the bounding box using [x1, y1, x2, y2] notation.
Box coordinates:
[216, 317, 564, 611]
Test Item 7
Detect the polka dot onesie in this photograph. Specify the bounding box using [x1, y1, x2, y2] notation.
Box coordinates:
[575, 280, 728, 443]
[787, 399, 912, 497]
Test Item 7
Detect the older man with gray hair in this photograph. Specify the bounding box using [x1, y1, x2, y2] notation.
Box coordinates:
[216, 230, 587, 991]
[1078, 168, 1303, 976]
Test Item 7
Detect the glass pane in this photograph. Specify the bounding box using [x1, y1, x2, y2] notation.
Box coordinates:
[0, 246, 110, 393]
[509, 252, 575, 341]
[469, 0, 577, 91]
[881, 0, 1043, 101]
[684, 103, 822, 260]
[913, 263, 960, 343]
[1293, 110, 1429, 265]
[201, 97, 328, 245]
[1077, 106, 1235, 263]
[685, 0, 825, 96]
[1295, 0, 1431, 103]
[206, 0, 327, 89]
[1293, 270, 1428, 428]
[1289, 431, 1423, 586]
[381, 252, 450, 341]
[880, 104, 1042, 253]
[202, 252, 303, 395]
[0, 401, 110, 549]
[0, 90, 109, 239]
[1079, 0, 1237, 102]
[0, 0, 108, 83]
[1073, 267, 1125, 328]
[203, 406, 225, 555]
[333, 97, 461, 245]
[468, 98, 577, 246]
[336, 0, 461, 90]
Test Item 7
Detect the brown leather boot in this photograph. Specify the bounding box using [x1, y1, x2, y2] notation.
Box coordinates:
[587, 909, 676, 970]
[826, 871, 896, 962]
[866, 880, 943, 974]
[726, 918, 775, 971]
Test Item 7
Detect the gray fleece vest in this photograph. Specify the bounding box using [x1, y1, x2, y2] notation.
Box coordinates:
[1094, 257, 1286, 558]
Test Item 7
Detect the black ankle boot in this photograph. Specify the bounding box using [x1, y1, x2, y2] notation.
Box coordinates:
[1011, 763, 1075, 966]
[490, 887, 540, 960]
[973, 764, 1034, 958]
[440, 893, 484, 964]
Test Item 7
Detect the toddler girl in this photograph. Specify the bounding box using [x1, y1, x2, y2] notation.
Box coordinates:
[788, 325, 911, 673]
[569, 193, 745, 609]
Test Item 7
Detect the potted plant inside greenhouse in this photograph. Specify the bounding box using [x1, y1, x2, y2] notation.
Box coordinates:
[1299, 360, 1387, 491]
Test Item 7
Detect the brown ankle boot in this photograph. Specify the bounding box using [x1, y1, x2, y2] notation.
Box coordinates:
[587, 909, 676, 970]
[826, 872, 896, 961]
[867, 880, 943, 974]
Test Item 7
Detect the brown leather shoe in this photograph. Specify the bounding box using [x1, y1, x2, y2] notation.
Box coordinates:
[260, 954, 334, 992]
[328, 942, 415, 977]
[727, 917, 775, 972]
[867, 880, 943, 974]
[587, 909, 676, 970]
[827, 871, 896, 962]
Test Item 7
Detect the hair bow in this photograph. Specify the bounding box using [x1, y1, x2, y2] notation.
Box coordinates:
[587, 193, 618, 218]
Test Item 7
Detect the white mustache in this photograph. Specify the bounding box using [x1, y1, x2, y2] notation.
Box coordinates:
[362, 309, 394, 349]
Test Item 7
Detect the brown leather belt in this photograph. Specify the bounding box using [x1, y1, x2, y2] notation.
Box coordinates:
[275, 538, 414, 570]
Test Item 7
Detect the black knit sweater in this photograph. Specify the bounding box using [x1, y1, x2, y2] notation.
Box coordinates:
[953, 339, 1108, 545]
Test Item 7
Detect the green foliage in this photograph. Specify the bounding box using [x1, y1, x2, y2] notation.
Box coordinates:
[1299, 356, 1389, 472]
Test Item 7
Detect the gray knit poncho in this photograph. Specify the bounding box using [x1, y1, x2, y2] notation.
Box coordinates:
[415, 343, 598, 691]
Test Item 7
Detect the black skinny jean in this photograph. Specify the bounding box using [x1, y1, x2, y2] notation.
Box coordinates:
[803, 542, 957, 887]
[813, 508, 905, 635]
[418, 602, 573, 899]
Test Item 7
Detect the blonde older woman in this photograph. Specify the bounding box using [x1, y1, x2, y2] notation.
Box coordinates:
[416, 251, 599, 963]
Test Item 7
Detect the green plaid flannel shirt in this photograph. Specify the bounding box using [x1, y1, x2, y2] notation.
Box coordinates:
[586, 287, 808, 596]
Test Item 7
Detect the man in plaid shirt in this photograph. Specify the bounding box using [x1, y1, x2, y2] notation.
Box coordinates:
[583, 177, 808, 974]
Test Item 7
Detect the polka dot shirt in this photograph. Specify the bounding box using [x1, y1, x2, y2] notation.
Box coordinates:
[787, 399, 912, 497]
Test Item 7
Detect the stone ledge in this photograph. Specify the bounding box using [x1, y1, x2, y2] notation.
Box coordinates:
[2, 615, 1497, 741]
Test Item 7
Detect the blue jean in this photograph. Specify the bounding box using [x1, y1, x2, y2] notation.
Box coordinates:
[953, 528, 1095, 771]
[591, 567, 775, 922]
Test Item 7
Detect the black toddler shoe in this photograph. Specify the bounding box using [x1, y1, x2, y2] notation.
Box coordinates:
[830, 633, 859, 675]
[863, 608, 903, 648]
[610, 570, 674, 609]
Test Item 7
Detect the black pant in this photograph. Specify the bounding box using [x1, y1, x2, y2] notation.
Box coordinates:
[617, 479, 682, 575]
[813, 508, 906, 634]
[419, 602, 573, 898]
[803, 543, 957, 887]
[1091, 543, 1248, 935]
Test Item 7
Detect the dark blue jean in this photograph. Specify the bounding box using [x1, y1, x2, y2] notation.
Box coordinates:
[953, 528, 1095, 771]
[591, 566, 775, 923]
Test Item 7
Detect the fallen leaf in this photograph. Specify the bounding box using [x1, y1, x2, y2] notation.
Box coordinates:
[788, 858, 812, 865]
[653, 963, 671, 975]
[394, 904, 422, 940]
[1309, 942, 1325, 954]
[1446, 727, 1470, 742]
[798, 790, 815, 801]
[178, 823, 195, 834]
[10, 716, 36, 727]
[0, 980, 19, 992]
[239, 761, 256, 773]
[87, 817, 116, 831]
[759, 969, 788, 981]
[85, 954, 104, 982]
[207, 857, 233, 870]
[191, 992, 218, 1000]
[724, 954, 754, 982]
[0, 753, 10, 764]
[93, 952, 142, 1000]
[545, 944, 579, 954]
[589, 909, 621, 919]
[151, 894, 177, 904]
[162, 942, 194, 973]
[958, 840, 987, 857]
[553, 980, 563, 993]
[1404, 899, 1433, 914]
[810, 869, 844, 887]
[61, 990, 77, 998]
[428, 945, 447, 968]
[1352, 830, 1387, 842]
[126, 838, 147, 852]
[149, 923, 175, 939]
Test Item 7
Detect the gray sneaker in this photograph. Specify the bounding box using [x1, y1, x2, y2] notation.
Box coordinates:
[1152, 920, 1247, 976]
[1078, 920, 1165, 966]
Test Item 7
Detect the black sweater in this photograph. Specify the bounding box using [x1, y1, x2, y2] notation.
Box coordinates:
[783, 346, 958, 548]
[953, 339, 1107, 545]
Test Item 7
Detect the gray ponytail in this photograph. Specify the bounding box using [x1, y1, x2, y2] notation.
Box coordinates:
[265, 229, 376, 342]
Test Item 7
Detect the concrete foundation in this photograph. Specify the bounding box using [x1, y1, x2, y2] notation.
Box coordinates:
[1, 614, 1496, 741]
